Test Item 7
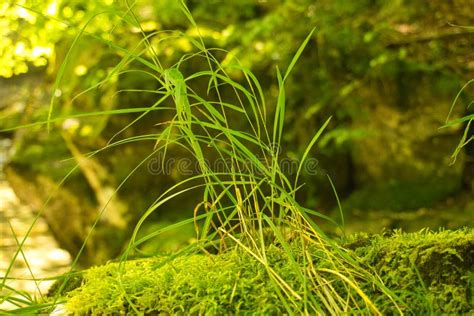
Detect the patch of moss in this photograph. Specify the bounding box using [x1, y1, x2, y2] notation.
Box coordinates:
[60, 229, 473, 314]
[345, 228, 474, 314]
[64, 247, 302, 315]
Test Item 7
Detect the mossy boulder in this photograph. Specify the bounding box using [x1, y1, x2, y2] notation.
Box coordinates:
[345, 228, 474, 314]
[51, 229, 473, 315]
[58, 248, 307, 315]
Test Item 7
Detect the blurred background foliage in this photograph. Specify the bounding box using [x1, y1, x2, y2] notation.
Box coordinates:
[0, 0, 473, 266]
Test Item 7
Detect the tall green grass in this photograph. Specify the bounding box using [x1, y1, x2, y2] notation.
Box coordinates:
[1, 1, 403, 314]
[443, 79, 474, 164]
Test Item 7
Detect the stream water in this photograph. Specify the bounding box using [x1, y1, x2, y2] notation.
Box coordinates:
[0, 139, 71, 310]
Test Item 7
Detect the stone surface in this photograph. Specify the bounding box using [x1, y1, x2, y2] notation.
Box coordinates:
[0, 181, 71, 310]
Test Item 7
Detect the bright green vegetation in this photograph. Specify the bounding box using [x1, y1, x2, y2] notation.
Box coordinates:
[3, 3, 394, 314]
[53, 229, 473, 315]
[345, 228, 474, 314]
[1, 1, 473, 315]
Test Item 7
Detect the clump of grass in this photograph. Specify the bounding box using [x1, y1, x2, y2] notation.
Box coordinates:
[2, 1, 401, 314]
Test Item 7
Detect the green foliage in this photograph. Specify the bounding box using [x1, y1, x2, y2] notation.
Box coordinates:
[0, 1, 55, 77]
[3, 0, 472, 212]
[342, 179, 460, 212]
[3, 2, 399, 313]
[1, 1, 473, 314]
[0, 0, 125, 77]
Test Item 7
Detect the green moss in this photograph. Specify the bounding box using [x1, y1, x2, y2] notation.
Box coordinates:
[61, 229, 473, 315]
[345, 228, 474, 314]
[64, 247, 301, 315]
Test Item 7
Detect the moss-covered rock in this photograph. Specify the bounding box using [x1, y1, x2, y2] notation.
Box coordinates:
[55, 228, 473, 315]
[345, 228, 474, 314]
[62, 248, 304, 315]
